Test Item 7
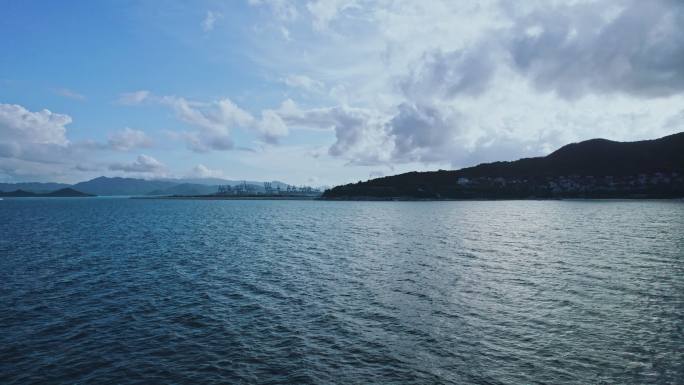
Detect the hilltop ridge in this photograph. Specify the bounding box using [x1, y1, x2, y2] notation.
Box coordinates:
[323, 132, 684, 199]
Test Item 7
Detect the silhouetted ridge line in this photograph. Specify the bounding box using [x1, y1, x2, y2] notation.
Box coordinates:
[323, 132, 684, 199]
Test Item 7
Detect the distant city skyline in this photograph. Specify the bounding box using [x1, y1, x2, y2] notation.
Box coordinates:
[2, 0, 683, 185]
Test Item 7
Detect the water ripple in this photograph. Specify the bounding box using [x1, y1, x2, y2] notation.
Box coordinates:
[1, 199, 683, 384]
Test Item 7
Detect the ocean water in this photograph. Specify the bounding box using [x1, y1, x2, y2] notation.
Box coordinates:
[1, 198, 682, 385]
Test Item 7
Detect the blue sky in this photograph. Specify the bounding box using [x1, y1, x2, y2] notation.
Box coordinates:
[2, 0, 683, 185]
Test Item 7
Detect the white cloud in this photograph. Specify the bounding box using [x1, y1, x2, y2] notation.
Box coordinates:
[0, 103, 129, 181]
[255, 109, 289, 144]
[11, 1, 680, 185]
[109, 154, 165, 173]
[201, 11, 222, 32]
[400, 44, 499, 102]
[0, 103, 71, 146]
[387, 102, 464, 163]
[117, 90, 150, 105]
[161, 96, 252, 151]
[54, 88, 86, 101]
[189, 164, 225, 178]
[126, 93, 292, 151]
[107, 128, 152, 151]
[246, 0, 684, 171]
[265, 100, 393, 164]
[504, 0, 684, 99]
[0, 103, 73, 169]
[306, 0, 357, 30]
[282, 74, 324, 92]
[163, 96, 253, 132]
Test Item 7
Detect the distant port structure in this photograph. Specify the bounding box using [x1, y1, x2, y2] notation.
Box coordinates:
[132, 180, 323, 200]
[216, 181, 321, 197]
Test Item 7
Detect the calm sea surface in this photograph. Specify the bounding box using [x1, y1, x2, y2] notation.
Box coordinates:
[1, 198, 682, 384]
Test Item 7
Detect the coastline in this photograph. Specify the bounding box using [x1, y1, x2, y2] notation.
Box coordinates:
[132, 195, 320, 201]
[130, 195, 684, 201]
[321, 197, 684, 201]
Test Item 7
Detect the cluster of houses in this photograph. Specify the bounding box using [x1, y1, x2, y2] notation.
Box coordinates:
[454, 172, 683, 196]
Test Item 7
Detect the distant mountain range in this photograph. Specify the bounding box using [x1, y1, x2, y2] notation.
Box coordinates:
[0, 176, 291, 196]
[324, 132, 684, 199]
[0, 182, 72, 193]
[0, 188, 94, 198]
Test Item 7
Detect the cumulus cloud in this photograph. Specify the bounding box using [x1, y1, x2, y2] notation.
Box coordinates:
[253, 99, 464, 165]
[396, 0, 684, 101]
[0, 103, 81, 174]
[324, 110, 390, 164]
[201, 11, 222, 32]
[247, 0, 684, 171]
[36, 0, 677, 184]
[280, 101, 485, 166]
[272, 102, 394, 164]
[255, 109, 289, 144]
[0, 103, 131, 180]
[123, 93, 291, 151]
[163, 97, 249, 131]
[161, 96, 251, 151]
[272, 99, 363, 131]
[388, 103, 464, 163]
[506, 0, 684, 99]
[109, 154, 165, 173]
[0, 103, 70, 146]
[189, 164, 225, 178]
[107, 128, 152, 151]
[400, 46, 498, 102]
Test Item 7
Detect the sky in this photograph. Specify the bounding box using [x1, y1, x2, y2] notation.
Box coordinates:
[1, 0, 683, 186]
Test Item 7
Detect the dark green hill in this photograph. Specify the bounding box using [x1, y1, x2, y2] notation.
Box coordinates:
[454, 133, 684, 178]
[323, 132, 684, 199]
[0, 189, 36, 197]
[43, 188, 94, 197]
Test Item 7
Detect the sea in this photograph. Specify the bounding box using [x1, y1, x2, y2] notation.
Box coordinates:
[1, 198, 682, 384]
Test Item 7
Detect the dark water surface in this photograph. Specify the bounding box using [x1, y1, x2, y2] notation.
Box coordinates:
[1, 198, 682, 384]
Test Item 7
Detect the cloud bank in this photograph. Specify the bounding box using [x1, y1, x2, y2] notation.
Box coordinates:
[246, 0, 684, 169]
[4, 0, 684, 184]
